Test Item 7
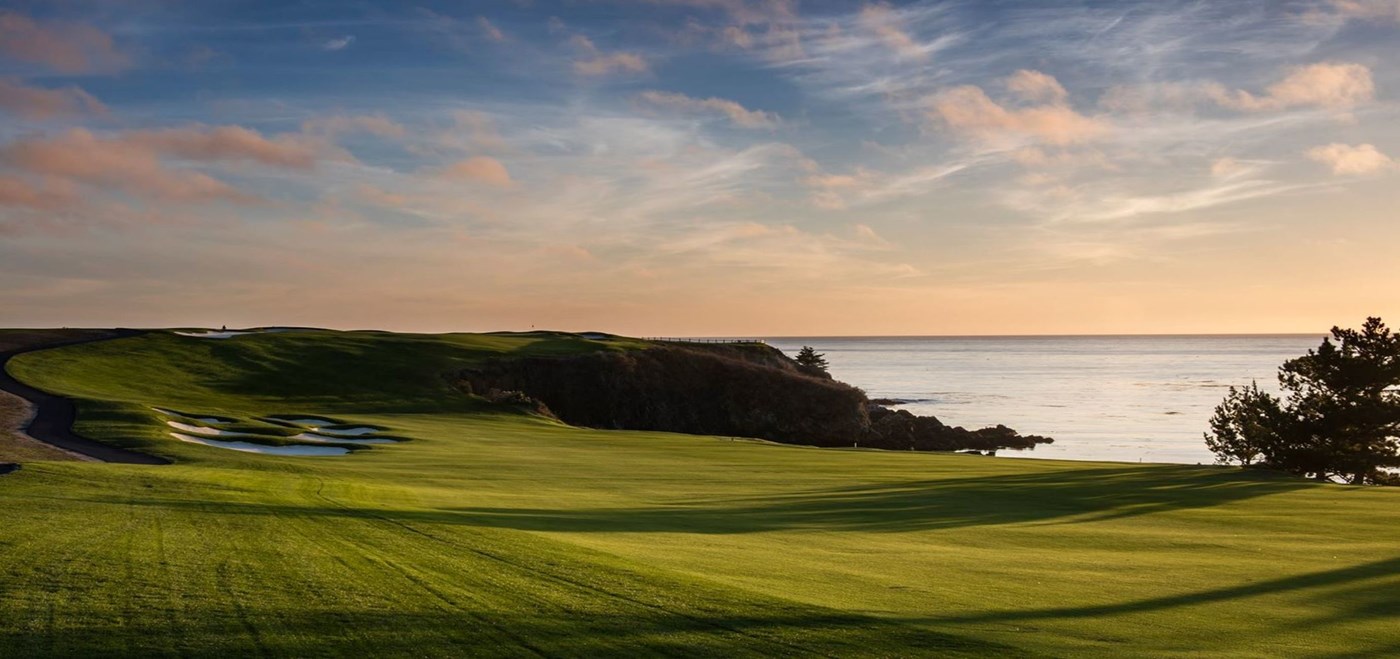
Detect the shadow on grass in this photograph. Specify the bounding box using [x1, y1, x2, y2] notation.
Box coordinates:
[0, 604, 1022, 658]
[925, 555, 1400, 625]
[446, 465, 1310, 534]
[82, 466, 1310, 535]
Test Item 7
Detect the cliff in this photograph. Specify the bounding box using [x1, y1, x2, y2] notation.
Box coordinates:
[455, 341, 1051, 452]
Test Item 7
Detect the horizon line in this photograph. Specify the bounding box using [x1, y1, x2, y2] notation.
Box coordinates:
[694, 332, 1329, 340]
[3, 326, 1332, 340]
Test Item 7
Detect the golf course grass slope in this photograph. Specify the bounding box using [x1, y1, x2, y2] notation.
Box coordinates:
[1, 329, 1397, 657]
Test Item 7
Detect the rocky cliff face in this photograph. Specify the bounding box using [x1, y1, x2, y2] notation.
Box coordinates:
[455, 342, 1051, 453]
[863, 406, 1050, 451]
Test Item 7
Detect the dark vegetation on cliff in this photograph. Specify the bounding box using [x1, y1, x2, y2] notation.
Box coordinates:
[456, 341, 1051, 452]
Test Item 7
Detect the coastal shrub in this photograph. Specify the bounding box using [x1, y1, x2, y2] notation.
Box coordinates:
[466, 385, 556, 419]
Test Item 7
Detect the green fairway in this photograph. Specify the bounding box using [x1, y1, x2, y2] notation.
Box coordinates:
[1, 330, 1397, 657]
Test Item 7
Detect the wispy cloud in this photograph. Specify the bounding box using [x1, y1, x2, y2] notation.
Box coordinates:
[571, 35, 648, 76]
[929, 73, 1108, 147]
[1307, 143, 1395, 175]
[1005, 70, 1069, 104]
[434, 156, 514, 187]
[635, 91, 778, 128]
[753, 1, 961, 108]
[1213, 62, 1374, 112]
[322, 35, 355, 51]
[1329, 0, 1400, 23]
[806, 161, 970, 209]
[0, 78, 107, 119]
[1006, 174, 1306, 225]
[448, 111, 508, 152]
[302, 114, 406, 138]
[858, 3, 928, 60]
[478, 16, 507, 42]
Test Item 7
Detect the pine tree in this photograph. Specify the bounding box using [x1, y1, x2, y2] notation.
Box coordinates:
[1204, 382, 1284, 467]
[794, 346, 829, 375]
[1277, 317, 1400, 484]
[1205, 317, 1400, 485]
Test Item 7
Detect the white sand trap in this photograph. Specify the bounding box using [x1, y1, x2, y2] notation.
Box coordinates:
[313, 426, 381, 436]
[173, 328, 298, 340]
[152, 407, 232, 425]
[174, 330, 257, 339]
[165, 420, 257, 438]
[171, 432, 349, 456]
[291, 432, 398, 445]
[275, 417, 342, 427]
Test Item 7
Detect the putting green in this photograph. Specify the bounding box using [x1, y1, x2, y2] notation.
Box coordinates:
[1, 329, 1396, 657]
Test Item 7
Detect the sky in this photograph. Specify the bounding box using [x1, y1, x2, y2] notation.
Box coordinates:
[0, 0, 1397, 336]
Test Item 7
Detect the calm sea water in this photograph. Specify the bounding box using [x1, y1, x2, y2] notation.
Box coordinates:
[764, 335, 1324, 465]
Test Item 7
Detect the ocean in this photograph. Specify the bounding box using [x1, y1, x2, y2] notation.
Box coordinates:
[764, 335, 1325, 465]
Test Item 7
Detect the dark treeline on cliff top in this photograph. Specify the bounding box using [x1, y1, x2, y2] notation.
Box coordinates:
[456, 342, 1051, 453]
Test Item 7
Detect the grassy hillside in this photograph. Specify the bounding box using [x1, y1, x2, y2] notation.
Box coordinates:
[1, 329, 1397, 656]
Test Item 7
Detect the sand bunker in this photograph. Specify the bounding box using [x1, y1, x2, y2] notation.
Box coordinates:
[290, 432, 398, 445]
[174, 330, 257, 339]
[152, 408, 233, 425]
[158, 407, 403, 457]
[311, 426, 381, 437]
[170, 432, 349, 456]
[173, 328, 297, 340]
[271, 417, 342, 427]
[268, 416, 383, 436]
[165, 420, 258, 438]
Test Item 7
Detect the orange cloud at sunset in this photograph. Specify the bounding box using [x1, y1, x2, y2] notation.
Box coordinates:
[438, 156, 514, 187]
[929, 77, 1108, 146]
[0, 78, 106, 119]
[0, 10, 130, 73]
